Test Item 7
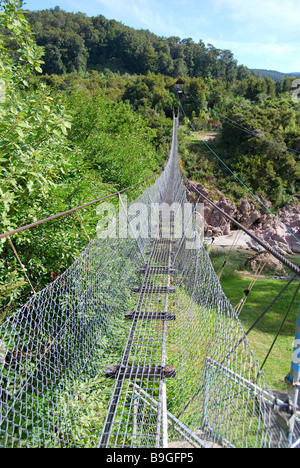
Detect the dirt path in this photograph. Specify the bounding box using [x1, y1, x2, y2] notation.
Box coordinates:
[191, 131, 218, 141]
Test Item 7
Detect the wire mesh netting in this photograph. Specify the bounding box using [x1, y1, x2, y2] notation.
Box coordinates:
[0, 117, 298, 448]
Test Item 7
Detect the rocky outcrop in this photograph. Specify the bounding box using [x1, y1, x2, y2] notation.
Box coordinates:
[243, 251, 286, 274]
[186, 180, 300, 255]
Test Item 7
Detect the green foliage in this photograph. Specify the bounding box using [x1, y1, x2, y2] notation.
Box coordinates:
[0, 0, 83, 313]
[219, 106, 300, 206]
[178, 71, 300, 208]
[23, 7, 241, 81]
[251, 69, 300, 83]
[18, 3, 300, 213]
[0, 1, 161, 317]
[66, 90, 159, 189]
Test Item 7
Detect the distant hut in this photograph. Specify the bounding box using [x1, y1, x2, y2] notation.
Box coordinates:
[175, 78, 185, 96]
[212, 119, 221, 131]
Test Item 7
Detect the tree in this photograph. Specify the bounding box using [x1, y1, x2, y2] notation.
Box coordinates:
[0, 0, 92, 315]
[0, 1, 163, 317]
[66, 89, 159, 189]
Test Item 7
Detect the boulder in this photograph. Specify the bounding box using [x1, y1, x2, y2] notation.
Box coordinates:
[244, 251, 286, 274]
[186, 180, 300, 255]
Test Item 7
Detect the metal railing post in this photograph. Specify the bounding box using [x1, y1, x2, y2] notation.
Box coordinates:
[286, 299, 300, 445]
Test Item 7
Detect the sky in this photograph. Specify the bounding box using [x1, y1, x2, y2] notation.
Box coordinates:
[21, 0, 300, 73]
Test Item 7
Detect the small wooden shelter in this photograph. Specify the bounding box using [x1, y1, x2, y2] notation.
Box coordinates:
[175, 78, 185, 95]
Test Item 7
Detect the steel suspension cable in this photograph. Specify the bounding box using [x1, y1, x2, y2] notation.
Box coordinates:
[246, 275, 298, 336]
[260, 282, 300, 371]
[180, 170, 300, 277]
[0, 172, 162, 240]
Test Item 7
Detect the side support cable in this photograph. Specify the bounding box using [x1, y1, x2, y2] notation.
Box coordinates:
[216, 275, 297, 369]
[261, 282, 300, 371]
[182, 175, 300, 277]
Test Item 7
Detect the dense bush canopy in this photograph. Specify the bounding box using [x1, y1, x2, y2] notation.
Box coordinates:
[0, 1, 161, 317]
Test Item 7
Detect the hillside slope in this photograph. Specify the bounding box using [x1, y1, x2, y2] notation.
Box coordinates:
[23, 6, 247, 81]
[251, 69, 300, 82]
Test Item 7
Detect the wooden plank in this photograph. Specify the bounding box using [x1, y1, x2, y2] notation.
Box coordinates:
[105, 365, 176, 379]
[140, 266, 176, 274]
[125, 311, 176, 321]
[133, 286, 176, 294]
[155, 239, 176, 244]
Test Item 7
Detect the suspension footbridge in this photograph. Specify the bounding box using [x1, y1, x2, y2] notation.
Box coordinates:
[0, 116, 300, 448]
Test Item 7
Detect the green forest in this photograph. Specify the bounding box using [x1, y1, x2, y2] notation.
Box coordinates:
[21, 4, 300, 207]
[251, 69, 300, 82]
[0, 0, 299, 318]
[23, 6, 242, 80]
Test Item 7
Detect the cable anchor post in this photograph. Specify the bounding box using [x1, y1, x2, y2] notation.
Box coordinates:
[273, 396, 297, 444]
